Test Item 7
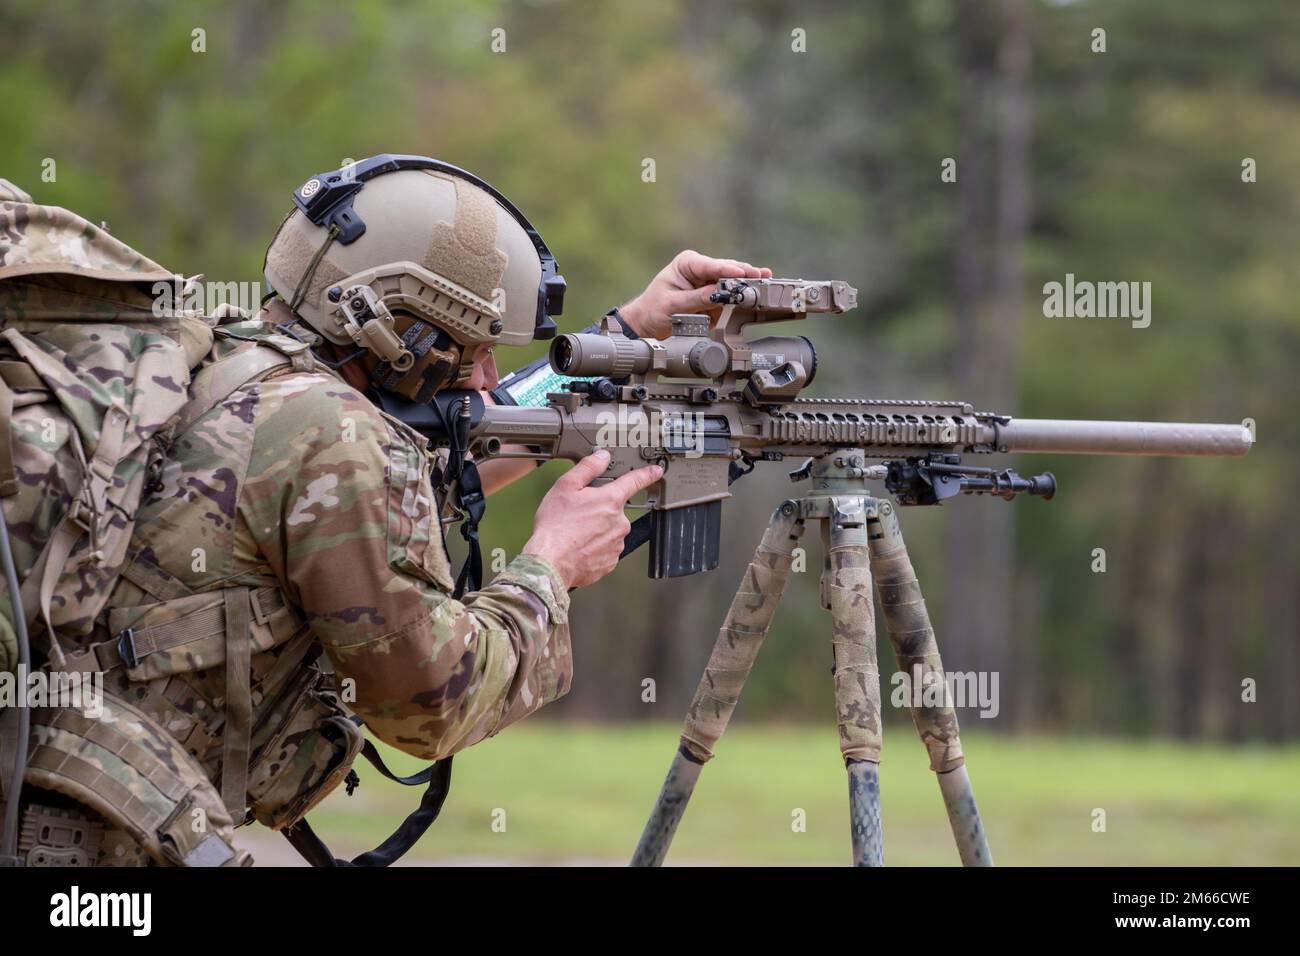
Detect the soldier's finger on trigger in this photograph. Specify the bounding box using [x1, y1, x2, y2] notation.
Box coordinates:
[557, 451, 610, 490]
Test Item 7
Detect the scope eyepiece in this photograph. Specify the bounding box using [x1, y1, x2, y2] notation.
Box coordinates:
[551, 336, 577, 374]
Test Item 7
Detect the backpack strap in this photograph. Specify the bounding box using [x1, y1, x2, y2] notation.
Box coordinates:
[66, 585, 297, 674]
[168, 331, 317, 443]
[220, 587, 253, 817]
[118, 548, 195, 603]
[18, 406, 130, 670]
[129, 331, 321, 817]
[0, 374, 19, 499]
[0, 361, 45, 392]
[63, 583, 302, 824]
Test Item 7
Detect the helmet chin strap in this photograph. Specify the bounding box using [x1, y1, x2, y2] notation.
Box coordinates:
[313, 343, 370, 372]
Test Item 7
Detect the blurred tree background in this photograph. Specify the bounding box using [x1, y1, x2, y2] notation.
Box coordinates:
[3, 0, 1296, 746]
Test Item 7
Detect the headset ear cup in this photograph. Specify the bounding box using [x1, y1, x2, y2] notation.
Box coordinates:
[416, 350, 458, 403]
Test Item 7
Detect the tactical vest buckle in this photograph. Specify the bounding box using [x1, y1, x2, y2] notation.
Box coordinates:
[116, 627, 140, 669]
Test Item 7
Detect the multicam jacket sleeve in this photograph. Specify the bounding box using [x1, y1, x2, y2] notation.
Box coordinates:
[236, 370, 572, 760]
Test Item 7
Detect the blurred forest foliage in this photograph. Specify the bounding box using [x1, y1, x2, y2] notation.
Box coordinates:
[2, 0, 1296, 741]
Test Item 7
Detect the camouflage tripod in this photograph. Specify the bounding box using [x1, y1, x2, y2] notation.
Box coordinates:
[630, 451, 993, 867]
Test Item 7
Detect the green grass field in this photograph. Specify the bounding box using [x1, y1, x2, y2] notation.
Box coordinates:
[238, 722, 1300, 866]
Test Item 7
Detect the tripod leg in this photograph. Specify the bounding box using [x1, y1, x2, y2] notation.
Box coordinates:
[867, 500, 994, 867]
[630, 501, 804, 866]
[847, 760, 883, 866]
[826, 497, 884, 866]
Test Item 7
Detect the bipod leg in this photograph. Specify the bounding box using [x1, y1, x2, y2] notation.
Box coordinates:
[630, 500, 804, 866]
[867, 499, 993, 867]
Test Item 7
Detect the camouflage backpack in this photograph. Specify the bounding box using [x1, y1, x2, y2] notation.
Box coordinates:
[0, 181, 213, 670]
[0, 182, 446, 868]
[0, 180, 254, 865]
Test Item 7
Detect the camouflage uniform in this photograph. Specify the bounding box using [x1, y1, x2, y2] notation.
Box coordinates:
[10, 310, 573, 864]
[114, 304, 573, 764]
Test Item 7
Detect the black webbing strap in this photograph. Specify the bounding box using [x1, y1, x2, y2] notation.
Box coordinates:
[423, 391, 485, 601]
[282, 749, 452, 867]
[452, 459, 485, 600]
[358, 738, 436, 786]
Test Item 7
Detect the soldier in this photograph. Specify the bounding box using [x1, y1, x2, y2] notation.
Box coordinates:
[7, 156, 770, 865]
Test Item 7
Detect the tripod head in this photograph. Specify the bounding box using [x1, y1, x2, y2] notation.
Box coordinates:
[785, 449, 1054, 507]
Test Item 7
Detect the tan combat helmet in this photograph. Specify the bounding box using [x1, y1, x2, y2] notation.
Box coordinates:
[263, 154, 565, 402]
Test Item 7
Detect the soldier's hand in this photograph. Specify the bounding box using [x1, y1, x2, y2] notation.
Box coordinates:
[521, 449, 663, 590]
[618, 250, 772, 340]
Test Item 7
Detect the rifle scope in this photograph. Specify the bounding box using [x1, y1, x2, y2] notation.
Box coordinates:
[550, 332, 817, 384]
